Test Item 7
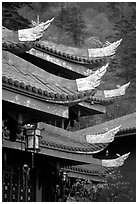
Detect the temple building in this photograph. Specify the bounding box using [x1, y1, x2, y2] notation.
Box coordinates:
[2, 19, 132, 202]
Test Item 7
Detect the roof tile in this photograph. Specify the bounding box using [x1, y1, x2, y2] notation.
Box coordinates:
[62, 163, 114, 176]
[40, 129, 108, 154]
[3, 51, 97, 105]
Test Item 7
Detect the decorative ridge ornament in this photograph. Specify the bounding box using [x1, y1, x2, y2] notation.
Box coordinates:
[76, 63, 108, 91]
[104, 82, 130, 98]
[88, 39, 122, 58]
[18, 18, 54, 42]
[86, 125, 121, 144]
[102, 152, 130, 167]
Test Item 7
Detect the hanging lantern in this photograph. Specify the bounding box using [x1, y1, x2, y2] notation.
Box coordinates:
[62, 171, 67, 183]
[25, 125, 41, 152]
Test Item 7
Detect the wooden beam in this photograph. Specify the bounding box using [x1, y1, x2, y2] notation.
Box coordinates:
[40, 147, 101, 165]
[115, 132, 136, 138]
[2, 89, 69, 119]
[78, 101, 106, 114]
[2, 139, 102, 165]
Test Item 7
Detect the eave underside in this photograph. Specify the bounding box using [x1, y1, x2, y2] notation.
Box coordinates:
[2, 138, 102, 165]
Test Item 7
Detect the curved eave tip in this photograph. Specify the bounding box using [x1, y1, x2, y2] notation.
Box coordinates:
[122, 81, 131, 90]
[115, 38, 122, 46]
[49, 17, 54, 23]
[104, 63, 109, 69]
[102, 152, 130, 168]
[126, 82, 130, 86]
[118, 38, 122, 43]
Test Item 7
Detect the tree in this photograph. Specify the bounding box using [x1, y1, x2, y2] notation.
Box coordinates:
[102, 2, 136, 119]
[106, 2, 136, 83]
[2, 2, 31, 30]
[66, 170, 135, 202]
[55, 4, 86, 46]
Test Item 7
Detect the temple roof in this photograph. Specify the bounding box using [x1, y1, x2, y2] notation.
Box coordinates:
[3, 122, 109, 165]
[62, 163, 114, 175]
[3, 49, 127, 108]
[34, 40, 105, 65]
[34, 39, 122, 65]
[2, 51, 115, 107]
[2, 26, 121, 65]
[74, 112, 136, 137]
[3, 120, 130, 166]
[39, 123, 108, 154]
[61, 163, 114, 182]
[2, 121, 130, 169]
[2, 51, 97, 106]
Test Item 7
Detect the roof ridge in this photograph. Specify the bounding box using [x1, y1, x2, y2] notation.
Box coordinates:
[2, 75, 96, 105]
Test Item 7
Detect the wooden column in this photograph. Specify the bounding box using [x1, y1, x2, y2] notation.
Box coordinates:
[35, 171, 42, 202]
[61, 119, 65, 129]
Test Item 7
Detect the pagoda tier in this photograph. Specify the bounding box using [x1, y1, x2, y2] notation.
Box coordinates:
[3, 121, 129, 167]
[61, 164, 114, 182]
[61, 152, 130, 182]
[2, 50, 129, 120]
[2, 121, 130, 183]
[2, 51, 106, 106]
[2, 122, 109, 157]
[34, 39, 122, 65]
[2, 26, 121, 66]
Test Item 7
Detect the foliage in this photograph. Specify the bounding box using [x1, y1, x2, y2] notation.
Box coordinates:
[55, 5, 86, 46]
[2, 2, 31, 30]
[109, 2, 136, 82]
[66, 170, 135, 202]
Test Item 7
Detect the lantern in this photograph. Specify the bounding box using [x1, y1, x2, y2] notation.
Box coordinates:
[25, 125, 41, 152]
[62, 171, 67, 183]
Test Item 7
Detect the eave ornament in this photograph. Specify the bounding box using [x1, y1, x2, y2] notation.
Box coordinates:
[18, 18, 54, 41]
[86, 126, 121, 144]
[104, 82, 130, 98]
[88, 39, 122, 58]
[102, 152, 130, 167]
[76, 63, 108, 91]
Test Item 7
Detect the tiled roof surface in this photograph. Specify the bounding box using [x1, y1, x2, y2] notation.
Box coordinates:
[62, 164, 114, 176]
[75, 112, 136, 136]
[2, 51, 114, 105]
[2, 52, 97, 105]
[3, 122, 109, 163]
[40, 128, 108, 154]
[88, 91, 114, 105]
